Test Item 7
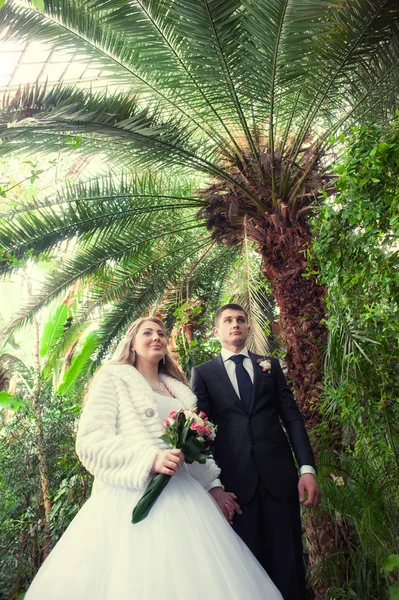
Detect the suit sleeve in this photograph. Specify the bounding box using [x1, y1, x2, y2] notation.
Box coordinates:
[273, 359, 316, 470]
[191, 365, 213, 422]
[185, 369, 223, 490]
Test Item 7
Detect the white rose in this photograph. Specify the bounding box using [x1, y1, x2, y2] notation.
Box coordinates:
[259, 360, 271, 370]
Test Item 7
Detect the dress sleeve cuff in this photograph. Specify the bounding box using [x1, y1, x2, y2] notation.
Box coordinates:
[206, 479, 224, 491]
[300, 465, 316, 476]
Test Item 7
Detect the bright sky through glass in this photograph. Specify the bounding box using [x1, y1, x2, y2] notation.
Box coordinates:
[0, 38, 107, 92]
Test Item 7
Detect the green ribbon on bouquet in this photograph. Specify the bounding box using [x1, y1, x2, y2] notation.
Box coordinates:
[131, 472, 171, 524]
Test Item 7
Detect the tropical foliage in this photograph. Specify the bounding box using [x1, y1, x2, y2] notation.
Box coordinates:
[0, 3, 399, 598]
[0, 0, 398, 419]
[0, 300, 95, 598]
[0, 386, 91, 598]
[0, 119, 399, 597]
[311, 120, 399, 599]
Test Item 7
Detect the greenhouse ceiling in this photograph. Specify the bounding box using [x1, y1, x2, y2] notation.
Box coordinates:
[0, 38, 112, 93]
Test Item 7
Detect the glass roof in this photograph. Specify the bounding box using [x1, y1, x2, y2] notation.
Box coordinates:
[0, 38, 108, 93]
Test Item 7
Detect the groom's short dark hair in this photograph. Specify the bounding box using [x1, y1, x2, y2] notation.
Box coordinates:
[214, 304, 248, 326]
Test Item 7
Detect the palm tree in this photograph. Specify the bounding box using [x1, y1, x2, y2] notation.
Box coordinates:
[0, 0, 398, 425]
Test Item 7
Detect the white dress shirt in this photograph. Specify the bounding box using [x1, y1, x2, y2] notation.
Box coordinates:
[221, 346, 254, 397]
[221, 346, 315, 477]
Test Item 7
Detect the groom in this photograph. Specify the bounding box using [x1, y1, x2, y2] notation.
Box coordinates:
[191, 304, 320, 600]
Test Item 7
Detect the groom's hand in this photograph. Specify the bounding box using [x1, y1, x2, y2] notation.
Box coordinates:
[298, 474, 321, 508]
[209, 487, 242, 524]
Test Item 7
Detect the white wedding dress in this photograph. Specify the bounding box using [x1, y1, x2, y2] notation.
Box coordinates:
[25, 393, 283, 600]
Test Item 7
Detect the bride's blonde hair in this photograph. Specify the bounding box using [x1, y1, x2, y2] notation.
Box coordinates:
[109, 317, 188, 385]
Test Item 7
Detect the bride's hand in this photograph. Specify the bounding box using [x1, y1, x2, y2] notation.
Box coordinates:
[151, 449, 185, 475]
[209, 487, 242, 524]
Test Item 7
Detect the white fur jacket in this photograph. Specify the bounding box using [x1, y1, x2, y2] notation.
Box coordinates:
[76, 364, 222, 491]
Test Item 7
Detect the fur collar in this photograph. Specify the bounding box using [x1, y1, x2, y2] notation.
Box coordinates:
[104, 363, 197, 409]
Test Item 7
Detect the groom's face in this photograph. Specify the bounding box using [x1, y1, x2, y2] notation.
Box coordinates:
[213, 309, 250, 352]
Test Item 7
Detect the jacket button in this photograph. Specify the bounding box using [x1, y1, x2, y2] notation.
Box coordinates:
[145, 408, 155, 418]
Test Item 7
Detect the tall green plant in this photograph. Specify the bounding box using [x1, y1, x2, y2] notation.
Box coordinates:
[0, 297, 97, 596]
[312, 119, 399, 599]
[314, 119, 399, 461]
[0, 386, 92, 598]
[315, 453, 399, 600]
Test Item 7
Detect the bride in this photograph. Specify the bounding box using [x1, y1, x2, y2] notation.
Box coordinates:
[25, 317, 283, 600]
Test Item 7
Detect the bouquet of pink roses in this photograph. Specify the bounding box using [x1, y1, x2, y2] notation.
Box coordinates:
[132, 407, 217, 524]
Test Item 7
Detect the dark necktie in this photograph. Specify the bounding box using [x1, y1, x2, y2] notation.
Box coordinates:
[229, 354, 253, 411]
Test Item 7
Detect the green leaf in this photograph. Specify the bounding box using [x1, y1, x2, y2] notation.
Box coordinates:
[0, 391, 23, 411]
[180, 417, 193, 446]
[182, 437, 210, 463]
[57, 332, 99, 395]
[31, 0, 44, 10]
[383, 555, 399, 574]
[40, 303, 69, 358]
[159, 433, 173, 448]
[132, 473, 170, 524]
[390, 582, 399, 600]
[0, 0, 399, 378]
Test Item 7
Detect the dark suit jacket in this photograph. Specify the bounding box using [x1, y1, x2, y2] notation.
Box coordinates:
[191, 353, 316, 503]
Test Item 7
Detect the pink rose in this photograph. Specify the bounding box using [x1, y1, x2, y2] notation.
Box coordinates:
[199, 411, 206, 419]
[190, 422, 213, 437]
[168, 410, 177, 419]
[162, 419, 169, 428]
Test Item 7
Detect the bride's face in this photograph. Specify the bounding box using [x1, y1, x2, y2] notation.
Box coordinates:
[132, 320, 168, 365]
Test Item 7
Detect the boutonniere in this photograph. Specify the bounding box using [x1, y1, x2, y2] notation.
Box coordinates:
[257, 358, 272, 372]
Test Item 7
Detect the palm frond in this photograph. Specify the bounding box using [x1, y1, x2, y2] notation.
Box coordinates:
[218, 235, 275, 355]
[2, 217, 206, 331]
[0, 82, 263, 202]
[88, 240, 230, 360]
[325, 298, 380, 384]
[240, 0, 328, 140]
[0, 84, 208, 167]
[0, 0, 228, 143]
[291, 0, 399, 157]
[0, 172, 205, 270]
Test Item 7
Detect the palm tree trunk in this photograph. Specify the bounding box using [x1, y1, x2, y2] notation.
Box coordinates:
[255, 223, 341, 599]
[256, 222, 327, 428]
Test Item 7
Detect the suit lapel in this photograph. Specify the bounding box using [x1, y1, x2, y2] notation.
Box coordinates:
[248, 351, 259, 413]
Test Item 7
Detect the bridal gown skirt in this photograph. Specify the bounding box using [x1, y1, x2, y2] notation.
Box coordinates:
[25, 470, 283, 600]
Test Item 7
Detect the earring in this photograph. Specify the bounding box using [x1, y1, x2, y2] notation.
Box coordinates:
[162, 356, 166, 365]
[131, 349, 136, 364]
